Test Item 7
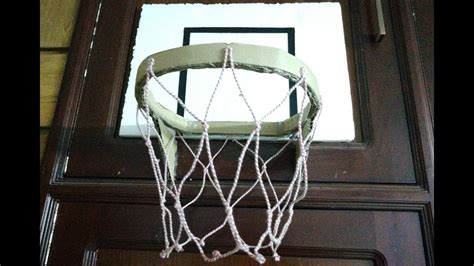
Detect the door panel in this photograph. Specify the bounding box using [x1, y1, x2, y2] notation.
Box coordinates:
[44, 201, 427, 265]
[62, 0, 420, 185]
[40, 0, 433, 265]
[96, 249, 375, 265]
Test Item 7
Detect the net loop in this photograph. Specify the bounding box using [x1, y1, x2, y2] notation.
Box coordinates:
[136, 43, 321, 264]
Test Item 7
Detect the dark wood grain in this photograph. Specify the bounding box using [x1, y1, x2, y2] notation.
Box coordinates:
[46, 202, 430, 265]
[96, 249, 375, 265]
[411, 0, 434, 122]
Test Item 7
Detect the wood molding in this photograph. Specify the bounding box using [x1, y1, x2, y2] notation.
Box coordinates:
[388, 0, 434, 193]
[40, 0, 103, 212]
[42, 199, 429, 265]
[86, 241, 387, 265]
[39, 195, 59, 265]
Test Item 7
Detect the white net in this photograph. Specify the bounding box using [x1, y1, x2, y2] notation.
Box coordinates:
[137, 46, 320, 264]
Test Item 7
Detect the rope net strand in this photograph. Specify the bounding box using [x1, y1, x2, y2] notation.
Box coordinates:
[137, 45, 320, 264]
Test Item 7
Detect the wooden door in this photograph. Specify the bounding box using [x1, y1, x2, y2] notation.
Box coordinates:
[40, 0, 433, 265]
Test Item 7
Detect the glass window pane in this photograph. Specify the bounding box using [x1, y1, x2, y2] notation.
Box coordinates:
[119, 3, 355, 142]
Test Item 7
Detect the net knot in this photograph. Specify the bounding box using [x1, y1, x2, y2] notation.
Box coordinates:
[299, 66, 306, 77]
[239, 243, 249, 252]
[175, 244, 183, 252]
[159, 250, 167, 259]
[256, 254, 266, 264]
[225, 207, 233, 215]
[273, 254, 281, 262]
[147, 58, 155, 75]
[144, 139, 152, 146]
[272, 237, 281, 246]
[212, 250, 222, 258]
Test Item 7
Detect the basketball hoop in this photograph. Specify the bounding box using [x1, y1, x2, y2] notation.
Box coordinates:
[135, 43, 321, 264]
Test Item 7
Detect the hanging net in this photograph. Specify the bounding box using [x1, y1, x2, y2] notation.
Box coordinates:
[135, 43, 322, 264]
